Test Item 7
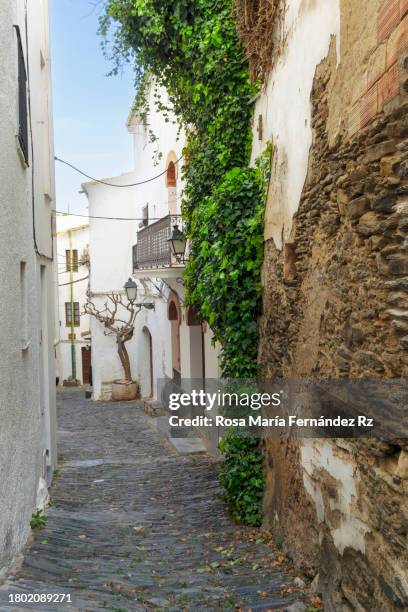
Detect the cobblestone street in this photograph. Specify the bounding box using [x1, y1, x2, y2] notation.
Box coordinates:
[2, 389, 304, 611]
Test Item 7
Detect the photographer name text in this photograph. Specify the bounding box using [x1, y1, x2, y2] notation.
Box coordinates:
[168, 415, 374, 428]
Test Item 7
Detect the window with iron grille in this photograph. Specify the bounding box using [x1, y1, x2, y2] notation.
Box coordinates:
[65, 302, 80, 327]
[15, 26, 29, 165]
[66, 249, 78, 272]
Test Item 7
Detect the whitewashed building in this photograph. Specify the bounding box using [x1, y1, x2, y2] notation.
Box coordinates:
[83, 80, 221, 401]
[55, 222, 91, 385]
[0, 0, 57, 577]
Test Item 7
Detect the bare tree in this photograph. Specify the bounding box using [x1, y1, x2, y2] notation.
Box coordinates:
[84, 293, 141, 382]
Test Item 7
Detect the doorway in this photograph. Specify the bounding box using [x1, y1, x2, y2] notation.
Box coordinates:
[186, 305, 205, 384]
[81, 346, 92, 385]
[141, 327, 153, 398]
[168, 293, 181, 382]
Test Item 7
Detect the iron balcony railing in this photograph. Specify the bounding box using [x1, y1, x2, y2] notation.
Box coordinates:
[133, 214, 185, 271]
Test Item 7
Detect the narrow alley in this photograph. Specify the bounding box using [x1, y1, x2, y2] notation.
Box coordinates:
[2, 390, 304, 611]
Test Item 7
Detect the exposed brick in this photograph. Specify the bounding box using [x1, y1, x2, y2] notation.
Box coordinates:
[360, 84, 379, 127]
[378, 0, 401, 42]
[379, 62, 401, 108]
[387, 14, 408, 67]
[349, 102, 361, 136]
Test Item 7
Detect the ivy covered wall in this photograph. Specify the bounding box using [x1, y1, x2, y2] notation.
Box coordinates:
[100, 0, 270, 378]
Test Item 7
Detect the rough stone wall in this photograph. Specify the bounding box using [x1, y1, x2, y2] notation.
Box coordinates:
[259, 1, 408, 609]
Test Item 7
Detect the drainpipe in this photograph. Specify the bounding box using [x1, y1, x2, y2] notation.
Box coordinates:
[68, 230, 77, 380]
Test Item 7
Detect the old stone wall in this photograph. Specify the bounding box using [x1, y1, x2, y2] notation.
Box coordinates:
[258, 0, 408, 609]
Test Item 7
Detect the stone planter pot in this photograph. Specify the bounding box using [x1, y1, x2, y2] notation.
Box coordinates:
[111, 380, 140, 402]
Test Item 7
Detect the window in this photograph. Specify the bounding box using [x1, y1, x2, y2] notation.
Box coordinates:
[65, 302, 80, 327]
[15, 26, 29, 165]
[66, 249, 78, 272]
[166, 161, 176, 187]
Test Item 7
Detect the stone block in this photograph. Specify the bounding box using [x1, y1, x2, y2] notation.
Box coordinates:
[385, 255, 408, 274]
[396, 450, 408, 477]
[337, 189, 349, 215]
[372, 192, 397, 212]
[385, 276, 408, 290]
[365, 139, 397, 162]
[387, 308, 408, 318]
[379, 63, 401, 108]
[380, 214, 400, 231]
[357, 211, 382, 236]
[399, 215, 408, 229]
[392, 318, 408, 330]
[387, 14, 408, 67]
[348, 196, 371, 219]
[387, 291, 408, 306]
[380, 155, 402, 175]
[353, 350, 385, 371]
[378, 0, 401, 43]
[370, 235, 388, 250]
[401, 335, 408, 348]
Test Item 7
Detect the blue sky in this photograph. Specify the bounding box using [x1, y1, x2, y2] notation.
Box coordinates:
[50, 0, 136, 216]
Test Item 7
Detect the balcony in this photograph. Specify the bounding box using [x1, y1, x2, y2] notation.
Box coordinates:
[133, 214, 185, 274]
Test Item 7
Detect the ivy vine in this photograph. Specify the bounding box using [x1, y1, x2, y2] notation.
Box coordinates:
[219, 432, 264, 527]
[100, 0, 270, 378]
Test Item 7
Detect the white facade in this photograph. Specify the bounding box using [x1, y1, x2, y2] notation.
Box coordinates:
[83, 80, 221, 401]
[55, 223, 91, 384]
[0, 0, 57, 577]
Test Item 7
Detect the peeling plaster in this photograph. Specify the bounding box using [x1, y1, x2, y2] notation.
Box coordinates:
[301, 441, 371, 555]
[251, 0, 340, 249]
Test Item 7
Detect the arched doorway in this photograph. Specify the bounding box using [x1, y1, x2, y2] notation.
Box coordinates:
[165, 152, 178, 216]
[168, 293, 181, 383]
[186, 305, 205, 383]
[140, 327, 153, 398]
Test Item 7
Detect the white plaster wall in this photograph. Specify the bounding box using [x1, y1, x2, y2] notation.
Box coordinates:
[128, 82, 185, 221]
[0, 0, 56, 576]
[203, 328, 222, 379]
[301, 440, 370, 555]
[86, 81, 186, 400]
[133, 297, 173, 397]
[85, 171, 139, 399]
[56, 224, 90, 383]
[86, 80, 221, 400]
[251, 0, 340, 248]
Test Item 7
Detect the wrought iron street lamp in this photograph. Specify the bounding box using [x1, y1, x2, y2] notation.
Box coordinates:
[124, 277, 155, 310]
[168, 223, 187, 263]
[124, 278, 138, 303]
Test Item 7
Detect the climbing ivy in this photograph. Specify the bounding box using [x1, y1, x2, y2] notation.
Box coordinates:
[219, 432, 264, 526]
[100, 0, 269, 378]
[187, 152, 270, 377]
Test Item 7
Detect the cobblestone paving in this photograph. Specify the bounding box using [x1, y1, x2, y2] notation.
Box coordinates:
[1, 389, 305, 612]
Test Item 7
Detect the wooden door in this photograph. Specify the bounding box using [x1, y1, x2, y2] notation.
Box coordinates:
[81, 347, 91, 385]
